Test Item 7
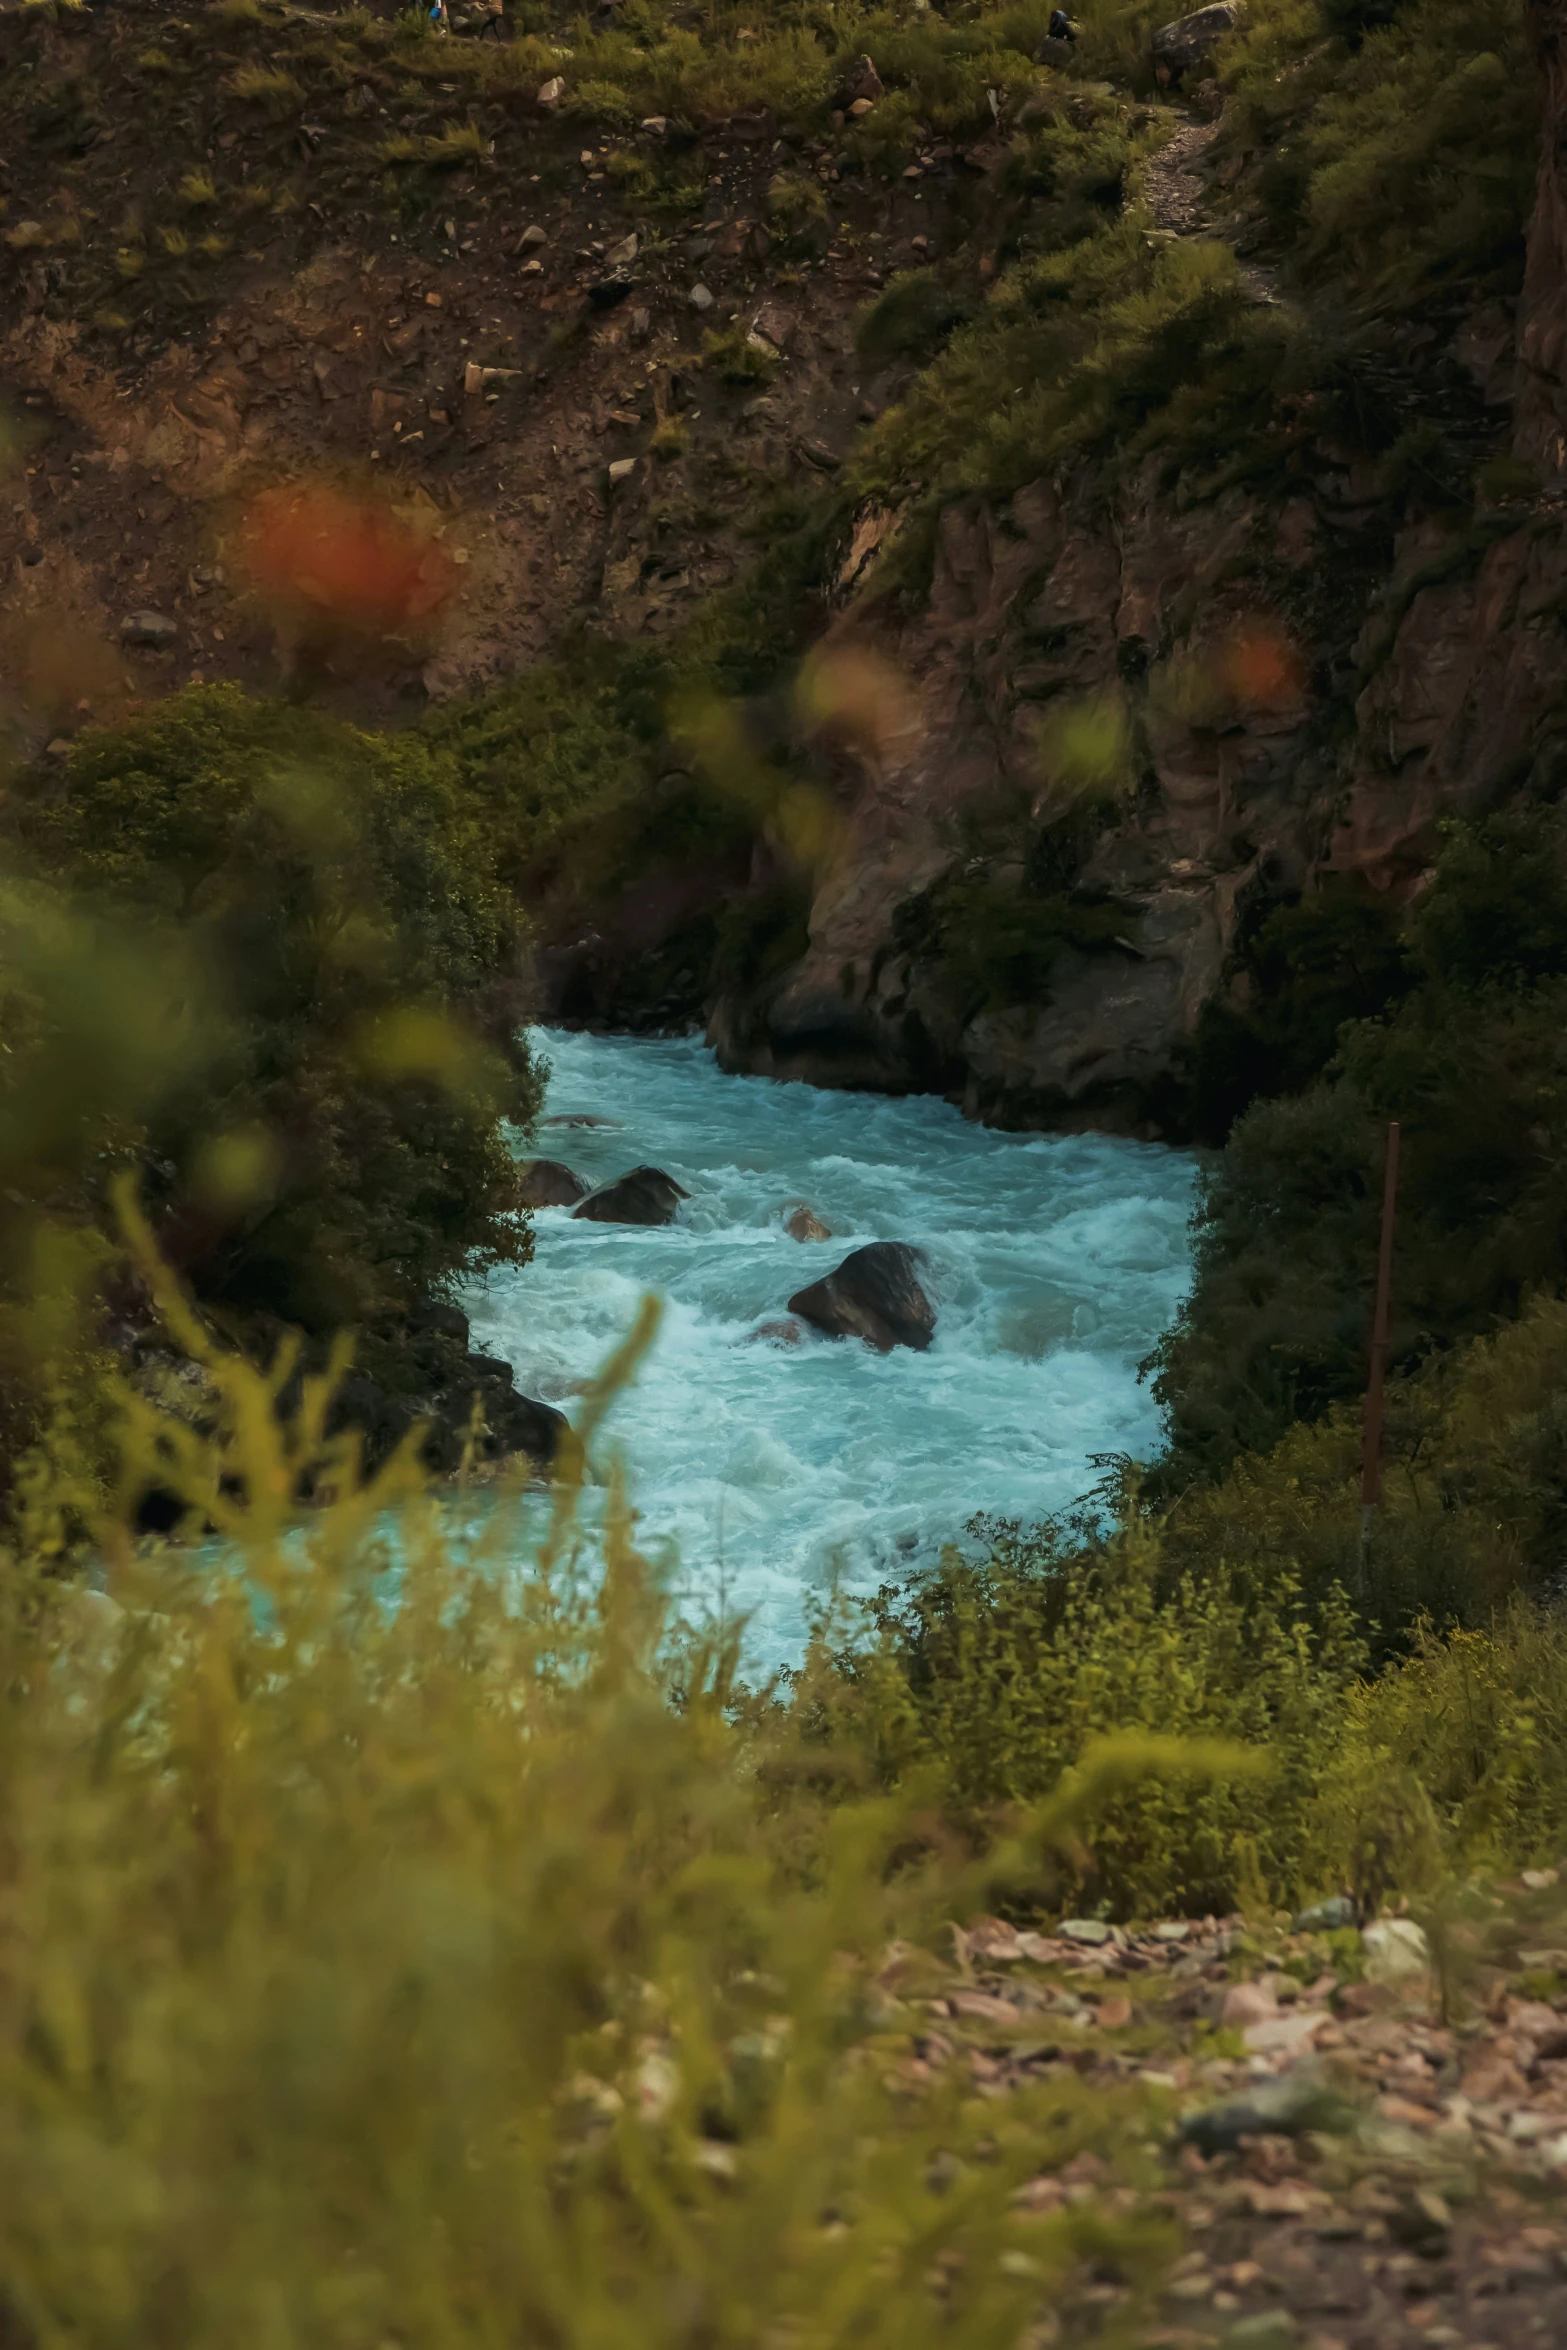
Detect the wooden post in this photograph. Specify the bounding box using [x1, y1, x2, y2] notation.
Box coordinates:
[1358, 1118, 1402, 1586]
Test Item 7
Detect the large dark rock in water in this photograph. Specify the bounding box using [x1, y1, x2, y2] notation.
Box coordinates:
[573, 1165, 690, 1226]
[787, 1242, 936, 1353]
[326, 1355, 567, 1477]
[520, 1157, 589, 1208]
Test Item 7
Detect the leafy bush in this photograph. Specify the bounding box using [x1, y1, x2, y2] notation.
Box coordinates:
[0, 1294, 1201, 2347]
[1153, 812, 1567, 1479]
[1, 688, 539, 1339]
[1152, 1290, 1567, 1657]
[855, 270, 975, 365]
[702, 324, 777, 384]
[809, 1519, 1362, 1916]
[1220, 0, 1533, 304]
[855, 224, 1301, 506]
[892, 871, 1135, 1026]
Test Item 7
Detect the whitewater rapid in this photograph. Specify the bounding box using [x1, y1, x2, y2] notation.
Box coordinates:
[467, 1028, 1197, 1664]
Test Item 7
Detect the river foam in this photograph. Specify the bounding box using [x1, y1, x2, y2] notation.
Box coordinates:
[467, 1028, 1197, 1664]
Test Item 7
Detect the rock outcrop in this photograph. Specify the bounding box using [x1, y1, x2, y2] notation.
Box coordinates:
[1150, 2, 1246, 79]
[784, 1204, 832, 1241]
[573, 1166, 690, 1225]
[788, 1241, 936, 1352]
[520, 1157, 589, 1208]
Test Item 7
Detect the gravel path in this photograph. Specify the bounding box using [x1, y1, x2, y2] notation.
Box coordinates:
[1144, 109, 1280, 303]
[879, 1900, 1567, 2347]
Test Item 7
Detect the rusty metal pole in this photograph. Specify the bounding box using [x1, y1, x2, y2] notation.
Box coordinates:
[1358, 1118, 1402, 1590]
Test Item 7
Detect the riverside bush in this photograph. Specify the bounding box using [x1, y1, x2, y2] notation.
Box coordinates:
[0, 1252, 1203, 2350]
[2, 1220, 1565, 2350]
[807, 1520, 1366, 1916]
[806, 1490, 1567, 1912]
[1153, 811, 1567, 1480]
[1, 687, 539, 1338]
[1157, 1293, 1567, 1649]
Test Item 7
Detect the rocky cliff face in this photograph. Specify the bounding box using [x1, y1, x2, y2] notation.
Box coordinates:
[692, 6, 1567, 1137]
[703, 275, 1567, 1133]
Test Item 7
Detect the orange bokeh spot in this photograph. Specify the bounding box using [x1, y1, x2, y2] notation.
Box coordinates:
[237, 485, 458, 638]
[1217, 626, 1304, 711]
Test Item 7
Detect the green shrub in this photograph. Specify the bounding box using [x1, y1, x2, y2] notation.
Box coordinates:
[1153, 811, 1567, 1480]
[1, 688, 540, 1338]
[764, 169, 828, 247]
[702, 324, 778, 385]
[1158, 1294, 1567, 1651]
[1220, 0, 1533, 304]
[0, 1300, 1198, 2347]
[892, 872, 1135, 1026]
[855, 270, 974, 365]
[809, 1515, 1365, 1916]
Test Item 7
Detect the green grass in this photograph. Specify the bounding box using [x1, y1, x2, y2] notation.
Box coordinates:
[229, 63, 303, 104]
[1218, 0, 1533, 305]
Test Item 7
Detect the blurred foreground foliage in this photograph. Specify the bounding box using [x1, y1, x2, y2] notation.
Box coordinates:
[0, 1240, 1203, 2350]
[0, 684, 540, 1509]
[2, 1213, 1566, 2347]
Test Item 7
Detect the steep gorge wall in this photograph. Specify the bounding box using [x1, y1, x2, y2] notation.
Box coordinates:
[690, 23, 1567, 1136]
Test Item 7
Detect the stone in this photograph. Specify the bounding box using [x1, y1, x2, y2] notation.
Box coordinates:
[604, 232, 638, 268]
[1362, 1918, 1430, 1984]
[573, 1165, 690, 1226]
[1221, 2317, 1300, 2350]
[1149, 0, 1246, 76]
[465, 362, 521, 395]
[1293, 1895, 1358, 1933]
[847, 97, 876, 118]
[607, 458, 638, 487]
[1058, 1917, 1112, 1946]
[1221, 1981, 1277, 2030]
[1034, 33, 1075, 62]
[589, 274, 635, 310]
[537, 75, 565, 106]
[1178, 2070, 1349, 2157]
[837, 52, 884, 107]
[749, 1317, 805, 1346]
[1243, 2008, 1333, 2058]
[519, 222, 548, 247]
[120, 610, 177, 647]
[688, 283, 716, 312]
[640, 114, 667, 134]
[787, 1241, 936, 1353]
[519, 1158, 588, 1208]
[784, 1204, 832, 1242]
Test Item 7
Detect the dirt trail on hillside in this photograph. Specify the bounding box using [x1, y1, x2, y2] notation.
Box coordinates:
[1144, 109, 1279, 302]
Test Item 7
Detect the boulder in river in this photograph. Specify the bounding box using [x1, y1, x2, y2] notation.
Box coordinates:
[573, 1165, 690, 1226]
[784, 1203, 832, 1242]
[787, 1241, 936, 1352]
[749, 1317, 805, 1346]
[520, 1157, 589, 1208]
